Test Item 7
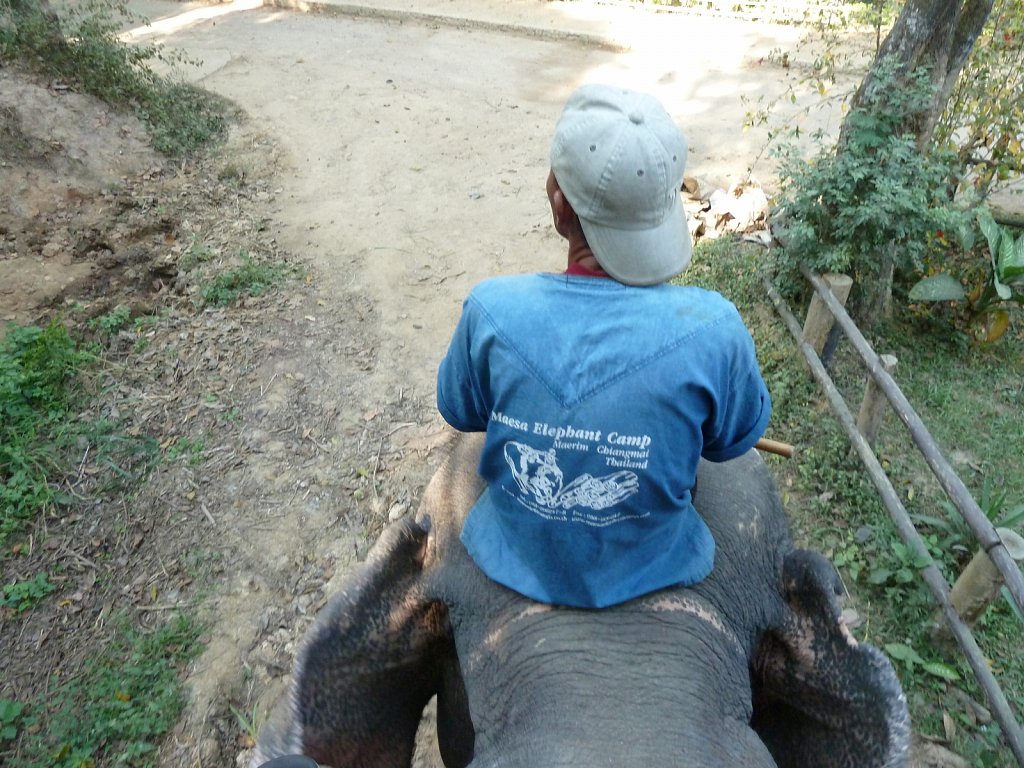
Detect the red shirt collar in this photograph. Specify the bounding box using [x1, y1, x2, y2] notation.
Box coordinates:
[564, 262, 609, 278]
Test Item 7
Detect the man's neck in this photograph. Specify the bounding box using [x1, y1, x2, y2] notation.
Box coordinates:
[565, 262, 608, 278]
[566, 248, 607, 277]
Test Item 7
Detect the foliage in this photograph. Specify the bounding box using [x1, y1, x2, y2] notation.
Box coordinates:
[0, 322, 159, 550]
[912, 477, 1024, 571]
[910, 208, 1024, 341]
[772, 58, 970, 315]
[0, 322, 87, 546]
[0, 0, 230, 157]
[746, 0, 1021, 333]
[89, 305, 132, 338]
[0, 699, 22, 743]
[885, 642, 960, 682]
[229, 702, 261, 746]
[1, 573, 56, 613]
[934, 0, 1024, 197]
[744, 0, 1022, 199]
[200, 254, 298, 307]
[8, 612, 204, 768]
[166, 436, 206, 465]
[686, 236, 1023, 764]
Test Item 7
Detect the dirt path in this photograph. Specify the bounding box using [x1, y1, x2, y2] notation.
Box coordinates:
[128, 0, 853, 399]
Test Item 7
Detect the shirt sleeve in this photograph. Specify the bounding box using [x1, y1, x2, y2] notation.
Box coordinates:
[700, 318, 772, 463]
[436, 297, 490, 432]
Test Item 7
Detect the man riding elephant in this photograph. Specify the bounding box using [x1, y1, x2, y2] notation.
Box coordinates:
[248, 85, 908, 768]
[436, 84, 772, 609]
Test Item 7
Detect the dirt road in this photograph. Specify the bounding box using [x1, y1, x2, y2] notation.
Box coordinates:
[128, 0, 852, 401]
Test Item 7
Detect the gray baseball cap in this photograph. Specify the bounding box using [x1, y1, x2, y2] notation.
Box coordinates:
[550, 84, 691, 286]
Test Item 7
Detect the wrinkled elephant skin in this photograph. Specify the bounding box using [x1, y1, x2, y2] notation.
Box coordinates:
[253, 430, 910, 767]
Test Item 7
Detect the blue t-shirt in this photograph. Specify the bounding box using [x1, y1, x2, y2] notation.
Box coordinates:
[436, 274, 771, 608]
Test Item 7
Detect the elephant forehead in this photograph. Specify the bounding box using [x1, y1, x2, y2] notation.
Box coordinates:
[644, 593, 744, 653]
[481, 602, 555, 650]
[469, 593, 744, 662]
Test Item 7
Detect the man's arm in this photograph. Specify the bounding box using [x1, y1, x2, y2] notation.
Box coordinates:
[436, 299, 490, 432]
[701, 318, 771, 463]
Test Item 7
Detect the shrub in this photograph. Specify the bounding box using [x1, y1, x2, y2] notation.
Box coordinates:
[0, 0, 230, 157]
[771, 59, 970, 324]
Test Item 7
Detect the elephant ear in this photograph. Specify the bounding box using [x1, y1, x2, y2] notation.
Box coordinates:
[252, 516, 472, 768]
[750, 549, 911, 768]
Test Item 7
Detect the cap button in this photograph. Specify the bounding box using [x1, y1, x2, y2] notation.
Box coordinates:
[629, 110, 644, 125]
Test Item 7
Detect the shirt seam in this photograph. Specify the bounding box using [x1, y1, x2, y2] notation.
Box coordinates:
[468, 290, 739, 408]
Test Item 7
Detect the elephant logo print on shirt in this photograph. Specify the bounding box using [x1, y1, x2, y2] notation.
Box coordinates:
[502, 441, 643, 526]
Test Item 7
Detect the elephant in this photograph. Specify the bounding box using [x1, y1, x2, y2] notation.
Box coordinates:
[251, 430, 911, 768]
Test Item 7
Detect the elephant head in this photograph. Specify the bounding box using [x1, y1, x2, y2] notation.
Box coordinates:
[252, 430, 910, 767]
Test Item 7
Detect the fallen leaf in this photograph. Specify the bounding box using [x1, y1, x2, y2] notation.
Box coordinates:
[943, 711, 956, 741]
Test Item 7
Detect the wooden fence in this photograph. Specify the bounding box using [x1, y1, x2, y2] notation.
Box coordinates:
[764, 264, 1024, 766]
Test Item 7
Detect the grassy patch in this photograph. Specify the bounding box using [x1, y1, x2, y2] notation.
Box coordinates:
[0, 322, 88, 547]
[0, 322, 159, 550]
[0, 315, 198, 766]
[5, 612, 204, 768]
[1, 573, 56, 613]
[200, 254, 298, 307]
[684, 236, 1023, 766]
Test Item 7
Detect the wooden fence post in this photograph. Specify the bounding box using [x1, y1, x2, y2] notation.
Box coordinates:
[934, 528, 1024, 643]
[802, 273, 853, 355]
[856, 354, 898, 448]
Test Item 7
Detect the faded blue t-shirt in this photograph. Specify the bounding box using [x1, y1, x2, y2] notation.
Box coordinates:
[436, 274, 771, 608]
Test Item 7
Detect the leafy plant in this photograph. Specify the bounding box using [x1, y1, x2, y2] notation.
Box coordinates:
[1, 573, 56, 613]
[89, 305, 132, 337]
[200, 254, 297, 307]
[771, 58, 969, 325]
[910, 208, 1024, 341]
[885, 642, 960, 682]
[166, 436, 205, 465]
[1, 322, 159, 549]
[913, 477, 1024, 571]
[0, 699, 23, 743]
[0, 0, 230, 157]
[934, 0, 1024, 197]
[13, 612, 204, 767]
[230, 702, 261, 747]
[0, 321, 87, 545]
[867, 539, 931, 587]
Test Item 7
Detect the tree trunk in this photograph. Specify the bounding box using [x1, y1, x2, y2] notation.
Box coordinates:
[856, 244, 895, 330]
[841, 0, 994, 150]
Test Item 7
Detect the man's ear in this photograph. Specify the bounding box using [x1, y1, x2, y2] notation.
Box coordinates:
[551, 187, 581, 239]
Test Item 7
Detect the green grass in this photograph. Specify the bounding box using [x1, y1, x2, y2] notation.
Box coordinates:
[1, 573, 56, 613]
[5, 612, 204, 768]
[684, 236, 1023, 767]
[0, 322, 159, 550]
[200, 254, 298, 307]
[0, 317, 200, 766]
[0, 322, 88, 547]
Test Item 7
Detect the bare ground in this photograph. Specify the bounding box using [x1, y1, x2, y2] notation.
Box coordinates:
[0, 61, 452, 766]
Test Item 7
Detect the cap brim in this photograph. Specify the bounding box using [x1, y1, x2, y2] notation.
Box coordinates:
[579, 191, 692, 286]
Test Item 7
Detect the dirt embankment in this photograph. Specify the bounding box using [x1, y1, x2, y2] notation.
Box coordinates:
[1, 63, 450, 765]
